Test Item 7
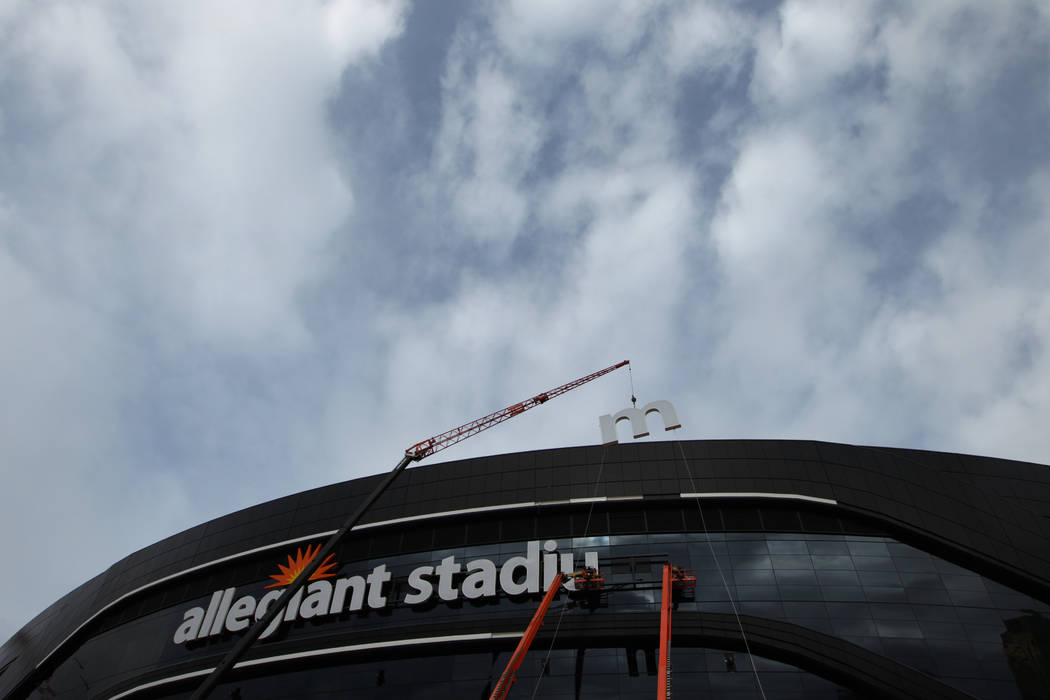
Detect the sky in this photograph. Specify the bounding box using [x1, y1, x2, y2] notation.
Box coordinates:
[0, 0, 1047, 643]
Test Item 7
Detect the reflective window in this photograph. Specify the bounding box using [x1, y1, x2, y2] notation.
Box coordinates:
[40, 522, 1050, 700]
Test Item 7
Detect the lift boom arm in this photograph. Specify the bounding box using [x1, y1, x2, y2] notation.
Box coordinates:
[489, 573, 565, 700]
[406, 360, 629, 460]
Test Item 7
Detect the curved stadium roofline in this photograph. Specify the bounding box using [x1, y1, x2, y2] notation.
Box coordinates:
[2, 439, 1048, 699]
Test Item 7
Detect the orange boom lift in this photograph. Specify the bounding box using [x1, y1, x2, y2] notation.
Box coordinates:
[658, 564, 697, 699]
[488, 573, 565, 700]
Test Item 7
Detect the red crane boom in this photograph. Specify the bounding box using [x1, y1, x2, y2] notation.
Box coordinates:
[406, 360, 630, 460]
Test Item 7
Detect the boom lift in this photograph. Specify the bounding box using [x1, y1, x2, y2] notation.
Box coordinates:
[191, 361, 630, 699]
[657, 564, 697, 699]
[488, 573, 565, 700]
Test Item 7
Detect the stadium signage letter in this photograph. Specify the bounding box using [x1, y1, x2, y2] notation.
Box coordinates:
[599, 399, 681, 445]
[173, 540, 598, 645]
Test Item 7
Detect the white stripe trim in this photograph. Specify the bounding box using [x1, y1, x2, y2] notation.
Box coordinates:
[107, 632, 523, 699]
[352, 501, 537, 530]
[108, 668, 213, 700]
[679, 492, 838, 505]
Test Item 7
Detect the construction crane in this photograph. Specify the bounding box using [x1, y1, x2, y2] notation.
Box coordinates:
[406, 360, 630, 460]
[191, 360, 630, 699]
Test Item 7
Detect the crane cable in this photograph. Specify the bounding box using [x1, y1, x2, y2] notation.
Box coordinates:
[528, 445, 609, 699]
[674, 440, 768, 700]
[530, 360, 634, 694]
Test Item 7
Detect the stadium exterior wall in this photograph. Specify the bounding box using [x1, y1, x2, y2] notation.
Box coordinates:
[1, 439, 1048, 699]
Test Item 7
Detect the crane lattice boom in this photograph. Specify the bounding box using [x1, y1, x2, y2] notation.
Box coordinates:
[406, 360, 629, 460]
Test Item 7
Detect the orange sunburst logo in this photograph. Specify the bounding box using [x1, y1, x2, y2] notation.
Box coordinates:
[265, 543, 339, 589]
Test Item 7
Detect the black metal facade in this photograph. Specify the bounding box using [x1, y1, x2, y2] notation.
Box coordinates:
[2, 440, 1048, 699]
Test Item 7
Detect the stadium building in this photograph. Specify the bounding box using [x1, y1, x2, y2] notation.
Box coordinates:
[2, 439, 1048, 699]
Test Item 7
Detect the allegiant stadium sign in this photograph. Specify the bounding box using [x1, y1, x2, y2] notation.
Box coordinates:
[173, 540, 599, 645]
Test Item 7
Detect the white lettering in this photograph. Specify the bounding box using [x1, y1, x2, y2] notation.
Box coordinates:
[366, 564, 392, 609]
[210, 588, 236, 636]
[404, 565, 434, 605]
[331, 575, 367, 613]
[300, 580, 333, 619]
[198, 590, 223, 640]
[173, 606, 204, 644]
[435, 556, 462, 602]
[599, 400, 681, 445]
[173, 540, 601, 646]
[499, 540, 540, 595]
[224, 595, 256, 632]
[461, 559, 497, 599]
[255, 589, 284, 640]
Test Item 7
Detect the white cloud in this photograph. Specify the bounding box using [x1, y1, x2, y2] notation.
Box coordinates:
[1, 0, 1048, 658]
[0, 0, 406, 641]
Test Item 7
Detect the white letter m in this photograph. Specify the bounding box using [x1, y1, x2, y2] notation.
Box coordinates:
[598, 400, 682, 446]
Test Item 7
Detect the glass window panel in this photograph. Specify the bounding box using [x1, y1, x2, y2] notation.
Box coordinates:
[825, 601, 872, 619]
[871, 604, 916, 620]
[900, 571, 943, 588]
[766, 540, 808, 554]
[770, 555, 813, 570]
[957, 608, 1003, 626]
[739, 600, 785, 618]
[810, 555, 853, 570]
[645, 508, 684, 532]
[774, 570, 818, 586]
[941, 574, 987, 591]
[863, 586, 907, 603]
[761, 508, 802, 531]
[821, 585, 867, 602]
[727, 540, 769, 556]
[720, 507, 762, 530]
[609, 509, 645, 533]
[730, 555, 772, 570]
[894, 557, 938, 573]
[831, 617, 878, 636]
[782, 601, 828, 617]
[777, 585, 825, 601]
[847, 540, 890, 556]
[734, 569, 775, 585]
[919, 620, 967, 639]
[948, 589, 993, 606]
[790, 617, 834, 634]
[734, 585, 778, 600]
[852, 556, 895, 571]
[806, 540, 849, 555]
[880, 639, 933, 672]
[858, 570, 901, 586]
[912, 605, 960, 622]
[695, 585, 730, 601]
[886, 542, 926, 557]
[817, 570, 860, 586]
[799, 511, 841, 533]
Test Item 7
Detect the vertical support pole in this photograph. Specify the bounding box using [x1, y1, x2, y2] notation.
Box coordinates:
[658, 564, 673, 699]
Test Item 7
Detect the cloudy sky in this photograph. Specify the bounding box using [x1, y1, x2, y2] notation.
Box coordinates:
[1, 0, 1047, 642]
